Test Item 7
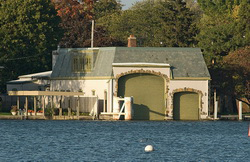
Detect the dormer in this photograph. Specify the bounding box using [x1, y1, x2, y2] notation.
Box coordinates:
[70, 49, 99, 73]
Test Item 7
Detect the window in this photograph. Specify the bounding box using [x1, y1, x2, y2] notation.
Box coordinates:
[85, 55, 92, 72]
[73, 57, 79, 72]
[72, 55, 92, 73]
[71, 49, 98, 73]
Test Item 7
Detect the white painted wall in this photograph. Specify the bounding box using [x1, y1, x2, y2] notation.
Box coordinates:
[50, 74, 210, 119]
[50, 79, 109, 99]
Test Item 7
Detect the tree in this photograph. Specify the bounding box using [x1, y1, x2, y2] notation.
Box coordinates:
[53, 0, 94, 48]
[102, 0, 198, 47]
[94, 0, 122, 20]
[0, 0, 63, 93]
[196, 0, 250, 112]
[93, 0, 125, 47]
[54, 0, 124, 47]
[196, 0, 250, 76]
[197, 0, 250, 66]
[224, 46, 250, 105]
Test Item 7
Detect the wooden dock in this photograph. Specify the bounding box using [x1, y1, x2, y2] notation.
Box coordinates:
[0, 115, 93, 120]
[219, 115, 250, 121]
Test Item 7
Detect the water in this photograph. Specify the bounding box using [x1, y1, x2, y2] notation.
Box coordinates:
[0, 120, 249, 162]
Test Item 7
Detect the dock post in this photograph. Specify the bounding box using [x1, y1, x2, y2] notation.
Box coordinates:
[125, 97, 133, 120]
[214, 101, 218, 120]
[239, 101, 242, 120]
[113, 97, 120, 120]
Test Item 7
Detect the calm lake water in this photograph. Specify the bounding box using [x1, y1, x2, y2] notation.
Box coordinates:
[0, 120, 249, 162]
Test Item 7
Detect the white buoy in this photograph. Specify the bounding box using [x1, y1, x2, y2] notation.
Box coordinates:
[145, 145, 154, 152]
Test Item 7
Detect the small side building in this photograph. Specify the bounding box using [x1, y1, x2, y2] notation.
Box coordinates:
[7, 71, 51, 92]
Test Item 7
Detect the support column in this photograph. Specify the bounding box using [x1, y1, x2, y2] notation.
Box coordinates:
[239, 101, 242, 120]
[42, 95, 45, 117]
[25, 96, 28, 116]
[77, 96, 80, 119]
[51, 96, 54, 116]
[125, 97, 133, 120]
[68, 97, 71, 117]
[113, 97, 120, 120]
[34, 96, 37, 116]
[110, 79, 113, 113]
[59, 96, 62, 117]
[17, 96, 20, 115]
[104, 90, 107, 112]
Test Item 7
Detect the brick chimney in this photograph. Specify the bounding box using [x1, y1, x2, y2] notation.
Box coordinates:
[127, 35, 136, 47]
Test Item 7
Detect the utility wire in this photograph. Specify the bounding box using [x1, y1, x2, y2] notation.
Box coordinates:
[2, 53, 44, 61]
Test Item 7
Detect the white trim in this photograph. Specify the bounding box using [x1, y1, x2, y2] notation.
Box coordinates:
[112, 63, 170, 67]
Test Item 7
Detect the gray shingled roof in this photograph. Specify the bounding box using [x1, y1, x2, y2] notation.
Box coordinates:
[114, 47, 210, 78]
[51, 47, 210, 79]
[51, 48, 116, 78]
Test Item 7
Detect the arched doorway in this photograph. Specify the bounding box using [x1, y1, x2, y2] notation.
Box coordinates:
[173, 92, 199, 120]
[118, 73, 165, 120]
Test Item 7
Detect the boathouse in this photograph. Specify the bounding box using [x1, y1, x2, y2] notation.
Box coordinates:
[49, 36, 210, 120]
[7, 36, 211, 120]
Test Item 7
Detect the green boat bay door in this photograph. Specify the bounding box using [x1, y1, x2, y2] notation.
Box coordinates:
[118, 73, 165, 120]
[173, 92, 199, 120]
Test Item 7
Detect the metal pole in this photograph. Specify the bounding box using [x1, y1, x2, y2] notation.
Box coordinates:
[91, 20, 94, 48]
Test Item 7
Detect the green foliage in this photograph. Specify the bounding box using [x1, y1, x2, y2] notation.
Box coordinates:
[197, 0, 250, 66]
[197, 0, 250, 108]
[45, 107, 53, 116]
[94, 0, 122, 19]
[101, 0, 198, 47]
[197, 0, 242, 15]
[0, 0, 63, 92]
[93, 0, 125, 47]
[0, 112, 12, 116]
[223, 46, 250, 104]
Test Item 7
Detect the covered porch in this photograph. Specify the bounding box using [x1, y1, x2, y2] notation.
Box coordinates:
[8, 91, 96, 119]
